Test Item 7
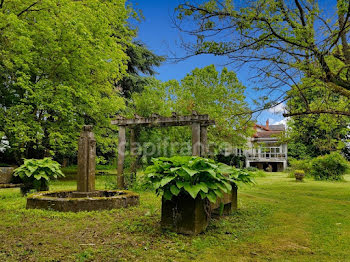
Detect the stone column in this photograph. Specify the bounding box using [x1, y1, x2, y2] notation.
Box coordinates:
[283, 160, 288, 171]
[117, 125, 126, 189]
[130, 128, 138, 182]
[192, 122, 201, 156]
[77, 125, 96, 193]
[200, 125, 208, 157]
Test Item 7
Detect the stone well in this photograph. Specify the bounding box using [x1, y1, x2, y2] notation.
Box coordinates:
[26, 125, 139, 212]
[27, 190, 139, 212]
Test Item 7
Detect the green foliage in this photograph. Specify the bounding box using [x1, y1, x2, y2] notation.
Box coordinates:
[245, 167, 258, 172]
[285, 78, 350, 159]
[309, 152, 349, 181]
[131, 65, 254, 144]
[215, 152, 246, 168]
[145, 156, 253, 203]
[289, 158, 312, 175]
[118, 41, 165, 98]
[249, 169, 266, 178]
[128, 65, 254, 167]
[13, 158, 64, 193]
[0, 0, 136, 162]
[294, 170, 305, 175]
[175, 0, 350, 120]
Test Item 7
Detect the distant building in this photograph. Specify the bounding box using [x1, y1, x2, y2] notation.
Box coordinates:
[244, 120, 287, 171]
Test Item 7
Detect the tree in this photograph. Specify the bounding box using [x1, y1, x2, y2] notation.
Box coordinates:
[283, 78, 349, 159]
[129, 65, 253, 164]
[0, 0, 135, 163]
[175, 0, 350, 116]
[117, 41, 165, 99]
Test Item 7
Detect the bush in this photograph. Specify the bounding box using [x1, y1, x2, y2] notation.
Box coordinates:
[215, 152, 246, 168]
[13, 158, 65, 195]
[309, 152, 349, 181]
[289, 158, 312, 174]
[145, 156, 253, 203]
[246, 166, 258, 172]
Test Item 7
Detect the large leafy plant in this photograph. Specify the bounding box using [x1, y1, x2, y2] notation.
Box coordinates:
[145, 156, 253, 203]
[14, 158, 65, 194]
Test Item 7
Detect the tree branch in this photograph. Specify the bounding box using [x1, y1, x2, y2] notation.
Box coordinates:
[17, 1, 39, 17]
[284, 110, 350, 117]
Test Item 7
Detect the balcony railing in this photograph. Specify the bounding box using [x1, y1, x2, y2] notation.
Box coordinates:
[246, 152, 287, 160]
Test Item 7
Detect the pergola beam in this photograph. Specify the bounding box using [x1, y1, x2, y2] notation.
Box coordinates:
[111, 114, 214, 127]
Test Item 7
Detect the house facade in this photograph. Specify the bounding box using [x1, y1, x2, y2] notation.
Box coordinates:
[244, 120, 287, 172]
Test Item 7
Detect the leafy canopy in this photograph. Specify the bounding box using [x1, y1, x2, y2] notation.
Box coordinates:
[284, 78, 349, 159]
[175, 0, 350, 116]
[130, 65, 254, 148]
[0, 0, 135, 162]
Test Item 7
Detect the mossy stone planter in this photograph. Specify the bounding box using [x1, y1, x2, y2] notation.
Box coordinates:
[211, 184, 238, 216]
[295, 172, 305, 182]
[161, 193, 210, 235]
[26, 190, 139, 212]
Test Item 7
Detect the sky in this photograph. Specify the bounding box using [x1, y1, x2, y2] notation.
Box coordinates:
[128, 0, 330, 126]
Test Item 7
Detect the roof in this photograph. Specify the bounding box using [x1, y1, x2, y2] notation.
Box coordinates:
[268, 125, 285, 131]
[253, 121, 285, 139]
[254, 131, 282, 138]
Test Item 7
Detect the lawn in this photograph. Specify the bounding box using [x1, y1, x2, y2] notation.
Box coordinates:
[1, 172, 350, 262]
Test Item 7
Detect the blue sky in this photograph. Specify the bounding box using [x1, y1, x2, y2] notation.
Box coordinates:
[127, 0, 333, 125]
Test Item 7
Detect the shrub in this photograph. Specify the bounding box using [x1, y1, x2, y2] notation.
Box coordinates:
[253, 169, 267, 177]
[145, 156, 253, 203]
[215, 152, 246, 168]
[13, 158, 65, 195]
[246, 166, 259, 172]
[289, 158, 312, 174]
[309, 152, 349, 181]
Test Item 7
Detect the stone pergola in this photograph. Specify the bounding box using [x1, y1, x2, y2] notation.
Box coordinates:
[111, 111, 215, 188]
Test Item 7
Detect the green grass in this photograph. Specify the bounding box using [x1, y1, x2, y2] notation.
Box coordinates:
[1, 172, 350, 261]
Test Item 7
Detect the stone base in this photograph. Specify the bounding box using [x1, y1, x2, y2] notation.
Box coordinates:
[211, 185, 237, 216]
[161, 194, 210, 235]
[0, 183, 23, 189]
[26, 190, 139, 212]
[70, 191, 102, 198]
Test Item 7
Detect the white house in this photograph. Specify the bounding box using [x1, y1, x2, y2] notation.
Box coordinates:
[243, 120, 287, 171]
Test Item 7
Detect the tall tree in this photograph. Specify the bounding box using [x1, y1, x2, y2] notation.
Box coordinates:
[117, 41, 165, 99]
[175, 0, 350, 116]
[130, 65, 253, 158]
[0, 0, 135, 163]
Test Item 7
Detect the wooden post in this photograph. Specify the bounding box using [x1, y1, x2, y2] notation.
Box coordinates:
[77, 125, 96, 192]
[117, 125, 126, 189]
[192, 122, 201, 156]
[200, 125, 208, 157]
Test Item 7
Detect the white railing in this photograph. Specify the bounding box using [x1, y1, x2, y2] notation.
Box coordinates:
[246, 152, 287, 160]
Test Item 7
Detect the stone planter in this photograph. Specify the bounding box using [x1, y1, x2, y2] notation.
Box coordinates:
[20, 180, 49, 195]
[211, 184, 238, 216]
[0, 166, 16, 184]
[294, 171, 305, 182]
[161, 193, 210, 235]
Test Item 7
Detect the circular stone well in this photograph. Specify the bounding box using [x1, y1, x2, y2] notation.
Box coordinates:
[26, 190, 139, 212]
